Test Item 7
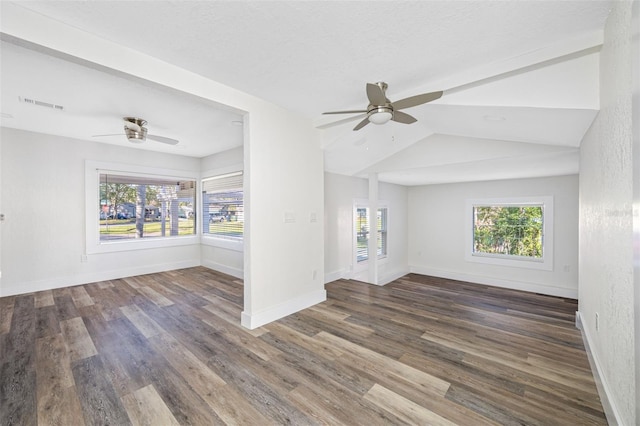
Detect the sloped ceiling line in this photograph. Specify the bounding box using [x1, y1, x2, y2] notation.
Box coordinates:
[321, 31, 602, 184]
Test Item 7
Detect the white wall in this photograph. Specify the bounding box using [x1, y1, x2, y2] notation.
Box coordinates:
[633, 2, 640, 423]
[378, 176, 409, 283]
[200, 146, 244, 278]
[0, 127, 202, 296]
[579, 1, 636, 424]
[324, 173, 367, 282]
[324, 172, 408, 285]
[408, 175, 579, 298]
[242, 111, 325, 328]
[201, 146, 244, 172]
[0, 127, 2, 281]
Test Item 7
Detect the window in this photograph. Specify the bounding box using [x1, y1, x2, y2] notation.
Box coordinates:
[356, 207, 369, 262]
[473, 205, 543, 259]
[378, 207, 388, 259]
[202, 171, 243, 240]
[465, 197, 553, 270]
[99, 173, 196, 241]
[86, 161, 198, 254]
[355, 206, 388, 263]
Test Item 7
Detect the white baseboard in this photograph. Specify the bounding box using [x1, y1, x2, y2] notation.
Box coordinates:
[241, 289, 327, 330]
[324, 266, 409, 287]
[576, 311, 622, 425]
[324, 269, 347, 284]
[408, 265, 578, 299]
[201, 259, 244, 279]
[378, 266, 410, 286]
[0, 260, 200, 297]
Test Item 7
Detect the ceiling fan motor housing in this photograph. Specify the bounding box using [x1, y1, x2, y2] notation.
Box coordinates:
[124, 117, 147, 143]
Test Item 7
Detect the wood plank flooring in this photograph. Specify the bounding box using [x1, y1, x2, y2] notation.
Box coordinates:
[0, 267, 606, 425]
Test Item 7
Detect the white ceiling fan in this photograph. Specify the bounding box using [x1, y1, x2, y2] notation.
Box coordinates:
[93, 117, 179, 145]
[323, 82, 443, 131]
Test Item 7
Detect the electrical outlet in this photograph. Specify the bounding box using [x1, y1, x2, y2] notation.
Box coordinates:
[80, 254, 88, 263]
[595, 312, 599, 331]
[312, 269, 317, 280]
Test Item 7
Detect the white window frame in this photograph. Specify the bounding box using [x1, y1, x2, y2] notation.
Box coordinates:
[200, 165, 244, 253]
[465, 196, 554, 271]
[354, 204, 370, 264]
[377, 206, 388, 260]
[353, 200, 388, 271]
[85, 160, 199, 254]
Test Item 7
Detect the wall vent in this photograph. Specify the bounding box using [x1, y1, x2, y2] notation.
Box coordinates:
[19, 96, 64, 111]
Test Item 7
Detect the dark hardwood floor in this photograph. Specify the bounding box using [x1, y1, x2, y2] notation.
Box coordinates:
[1, 267, 606, 425]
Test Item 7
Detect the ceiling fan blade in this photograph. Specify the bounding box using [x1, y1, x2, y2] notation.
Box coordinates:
[392, 111, 417, 124]
[392, 90, 443, 110]
[353, 116, 371, 131]
[322, 110, 368, 115]
[147, 134, 179, 145]
[317, 113, 367, 129]
[366, 83, 387, 106]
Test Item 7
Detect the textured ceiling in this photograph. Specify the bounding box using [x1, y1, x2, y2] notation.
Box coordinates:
[10, 1, 611, 116]
[1, 1, 612, 185]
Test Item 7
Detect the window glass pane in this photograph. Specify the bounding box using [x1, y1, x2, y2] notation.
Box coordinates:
[99, 174, 196, 241]
[356, 207, 369, 262]
[473, 205, 543, 258]
[377, 208, 388, 258]
[202, 172, 243, 240]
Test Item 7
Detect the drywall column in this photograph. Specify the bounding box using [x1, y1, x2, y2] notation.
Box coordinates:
[368, 173, 379, 284]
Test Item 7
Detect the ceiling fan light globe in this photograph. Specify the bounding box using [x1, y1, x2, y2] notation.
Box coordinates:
[368, 110, 392, 125]
[127, 136, 145, 143]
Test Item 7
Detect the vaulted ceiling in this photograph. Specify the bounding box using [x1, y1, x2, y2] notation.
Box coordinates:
[0, 1, 612, 185]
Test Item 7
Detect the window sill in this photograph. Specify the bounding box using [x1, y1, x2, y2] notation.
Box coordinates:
[88, 235, 199, 254]
[465, 252, 552, 271]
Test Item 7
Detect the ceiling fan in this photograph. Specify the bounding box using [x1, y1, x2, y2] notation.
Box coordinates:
[323, 82, 443, 131]
[93, 117, 179, 145]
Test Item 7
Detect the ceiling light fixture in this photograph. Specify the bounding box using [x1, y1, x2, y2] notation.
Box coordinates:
[368, 106, 393, 125]
[231, 120, 243, 126]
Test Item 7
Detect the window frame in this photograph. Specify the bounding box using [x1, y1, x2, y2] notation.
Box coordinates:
[464, 196, 554, 271]
[377, 206, 388, 260]
[355, 205, 370, 263]
[200, 167, 244, 253]
[353, 200, 389, 269]
[85, 160, 199, 254]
